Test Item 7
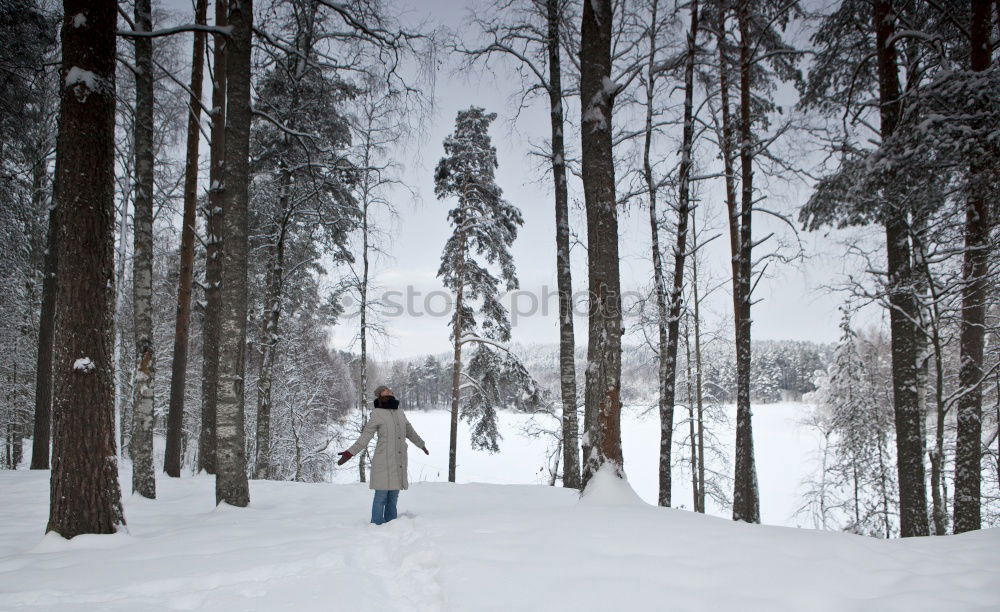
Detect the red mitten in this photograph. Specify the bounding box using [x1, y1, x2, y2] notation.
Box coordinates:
[337, 451, 352, 466]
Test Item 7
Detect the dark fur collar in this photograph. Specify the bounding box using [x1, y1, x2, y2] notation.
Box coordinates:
[373, 396, 399, 409]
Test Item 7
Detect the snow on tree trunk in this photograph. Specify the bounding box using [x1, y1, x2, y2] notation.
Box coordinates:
[546, 0, 580, 491]
[199, 1, 227, 476]
[953, 0, 992, 535]
[165, 0, 208, 479]
[46, 0, 125, 537]
[130, 0, 156, 500]
[580, 0, 623, 484]
[874, 0, 929, 538]
[215, 0, 252, 507]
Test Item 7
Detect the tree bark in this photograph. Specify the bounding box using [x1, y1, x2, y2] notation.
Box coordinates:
[953, 0, 991, 534]
[728, 0, 760, 523]
[874, 0, 929, 537]
[449, 231, 466, 483]
[47, 0, 125, 537]
[546, 0, 580, 491]
[199, 0, 228, 475]
[357, 108, 375, 483]
[30, 196, 57, 470]
[580, 0, 623, 484]
[643, 0, 670, 507]
[691, 210, 706, 513]
[253, 184, 290, 480]
[215, 0, 252, 507]
[654, 0, 699, 508]
[130, 0, 157, 500]
[165, 0, 208, 479]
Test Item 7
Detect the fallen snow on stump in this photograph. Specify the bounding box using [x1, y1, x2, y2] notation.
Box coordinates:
[578, 463, 646, 507]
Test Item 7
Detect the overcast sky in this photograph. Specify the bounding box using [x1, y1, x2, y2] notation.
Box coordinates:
[161, 0, 877, 360]
[325, 0, 870, 359]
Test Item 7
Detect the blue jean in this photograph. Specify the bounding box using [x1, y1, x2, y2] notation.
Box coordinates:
[371, 490, 399, 525]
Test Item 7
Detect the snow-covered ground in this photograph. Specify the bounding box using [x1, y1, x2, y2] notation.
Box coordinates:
[2, 467, 998, 611]
[345, 403, 819, 527]
[2, 403, 998, 610]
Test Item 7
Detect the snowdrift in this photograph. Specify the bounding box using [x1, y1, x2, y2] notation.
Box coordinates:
[1, 470, 997, 611]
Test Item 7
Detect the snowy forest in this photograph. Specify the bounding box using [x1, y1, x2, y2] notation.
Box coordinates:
[1, 0, 999, 607]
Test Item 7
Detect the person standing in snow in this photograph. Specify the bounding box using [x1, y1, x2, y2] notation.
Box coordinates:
[337, 385, 429, 525]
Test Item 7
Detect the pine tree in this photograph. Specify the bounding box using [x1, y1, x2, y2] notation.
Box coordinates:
[199, 0, 228, 476]
[435, 107, 528, 479]
[580, 0, 624, 485]
[215, 0, 253, 507]
[47, 0, 125, 536]
[164, 0, 208, 479]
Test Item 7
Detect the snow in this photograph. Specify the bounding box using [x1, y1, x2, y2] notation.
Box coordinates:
[578, 463, 645, 506]
[1, 468, 997, 610]
[64, 67, 102, 102]
[371, 404, 818, 526]
[4, 404, 999, 609]
[72, 357, 94, 373]
[71, 13, 86, 28]
[64, 67, 98, 89]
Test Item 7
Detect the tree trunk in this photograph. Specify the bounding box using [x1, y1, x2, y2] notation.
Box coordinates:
[642, 0, 670, 506]
[199, 0, 228, 476]
[729, 0, 760, 523]
[685, 317, 698, 509]
[874, 0, 929, 537]
[546, 0, 580, 491]
[358, 138, 372, 483]
[449, 232, 466, 483]
[112, 145, 133, 461]
[953, 0, 991, 535]
[580, 0, 623, 484]
[130, 0, 157, 500]
[917, 250, 948, 535]
[47, 0, 125, 537]
[30, 194, 57, 470]
[253, 190, 290, 481]
[654, 0, 699, 508]
[165, 0, 208, 479]
[215, 0, 252, 507]
[691, 211, 706, 513]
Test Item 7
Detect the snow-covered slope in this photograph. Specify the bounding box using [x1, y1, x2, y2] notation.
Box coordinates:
[1, 470, 997, 611]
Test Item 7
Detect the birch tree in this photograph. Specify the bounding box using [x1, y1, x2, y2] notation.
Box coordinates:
[129, 0, 157, 500]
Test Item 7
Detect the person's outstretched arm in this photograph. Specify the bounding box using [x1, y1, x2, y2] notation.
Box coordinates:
[338, 417, 379, 464]
[406, 420, 429, 455]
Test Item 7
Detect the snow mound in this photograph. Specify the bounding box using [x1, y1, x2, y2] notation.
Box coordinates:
[578, 463, 646, 507]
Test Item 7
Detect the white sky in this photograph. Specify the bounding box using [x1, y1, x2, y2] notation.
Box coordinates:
[160, 0, 879, 359]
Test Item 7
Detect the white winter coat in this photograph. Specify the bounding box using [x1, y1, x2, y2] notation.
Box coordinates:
[346, 407, 426, 490]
